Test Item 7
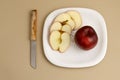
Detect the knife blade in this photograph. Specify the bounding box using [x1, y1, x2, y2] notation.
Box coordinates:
[30, 41, 36, 68]
[30, 10, 37, 69]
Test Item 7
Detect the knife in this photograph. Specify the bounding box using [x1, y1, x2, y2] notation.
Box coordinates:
[30, 10, 37, 69]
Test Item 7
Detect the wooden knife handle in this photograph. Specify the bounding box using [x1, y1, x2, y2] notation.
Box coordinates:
[31, 10, 37, 40]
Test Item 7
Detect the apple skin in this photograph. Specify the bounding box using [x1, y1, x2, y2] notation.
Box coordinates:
[75, 26, 98, 50]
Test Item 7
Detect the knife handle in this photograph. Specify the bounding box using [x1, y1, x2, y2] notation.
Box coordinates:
[31, 10, 37, 40]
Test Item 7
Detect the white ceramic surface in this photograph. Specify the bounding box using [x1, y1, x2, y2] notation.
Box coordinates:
[43, 8, 107, 68]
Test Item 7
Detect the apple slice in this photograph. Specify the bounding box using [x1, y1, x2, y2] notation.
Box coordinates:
[54, 13, 75, 29]
[67, 11, 82, 29]
[59, 32, 70, 53]
[61, 24, 72, 34]
[50, 22, 72, 34]
[50, 22, 62, 32]
[49, 31, 70, 53]
[54, 13, 71, 22]
[66, 19, 75, 29]
[49, 31, 61, 50]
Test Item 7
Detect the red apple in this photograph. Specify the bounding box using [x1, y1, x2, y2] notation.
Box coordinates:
[75, 26, 98, 50]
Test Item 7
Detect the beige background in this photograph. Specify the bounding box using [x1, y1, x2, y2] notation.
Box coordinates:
[0, 0, 120, 80]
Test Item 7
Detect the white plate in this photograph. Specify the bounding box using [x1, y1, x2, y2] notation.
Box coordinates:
[43, 8, 107, 68]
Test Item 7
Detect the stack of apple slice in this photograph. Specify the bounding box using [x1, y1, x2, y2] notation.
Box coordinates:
[49, 11, 82, 53]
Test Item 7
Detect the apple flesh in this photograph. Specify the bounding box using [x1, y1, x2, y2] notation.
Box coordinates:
[49, 10, 82, 53]
[75, 26, 98, 50]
